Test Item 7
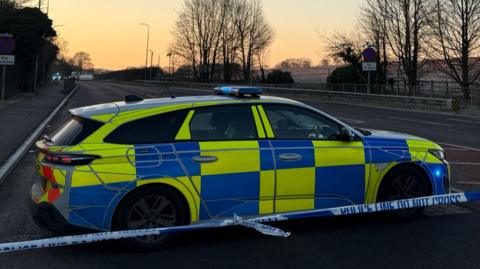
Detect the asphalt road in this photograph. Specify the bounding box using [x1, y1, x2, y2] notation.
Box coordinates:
[0, 80, 479, 269]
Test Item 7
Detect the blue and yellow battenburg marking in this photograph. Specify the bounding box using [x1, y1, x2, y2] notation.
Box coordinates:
[33, 97, 450, 232]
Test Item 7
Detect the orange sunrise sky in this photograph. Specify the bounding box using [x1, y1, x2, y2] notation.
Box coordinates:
[47, 0, 362, 70]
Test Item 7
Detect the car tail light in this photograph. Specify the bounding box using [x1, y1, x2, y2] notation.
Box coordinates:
[45, 153, 100, 166]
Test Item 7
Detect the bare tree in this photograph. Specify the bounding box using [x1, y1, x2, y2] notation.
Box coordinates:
[70, 51, 93, 71]
[276, 58, 313, 69]
[0, 0, 32, 7]
[256, 47, 270, 82]
[320, 58, 331, 67]
[232, 0, 273, 81]
[53, 37, 69, 62]
[252, 10, 274, 82]
[173, 0, 273, 82]
[172, 0, 226, 81]
[322, 31, 365, 68]
[221, 0, 239, 82]
[384, 0, 431, 87]
[427, 0, 480, 99]
[360, 0, 389, 82]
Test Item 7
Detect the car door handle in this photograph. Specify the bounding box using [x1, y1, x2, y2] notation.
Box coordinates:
[192, 156, 218, 163]
[279, 153, 303, 161]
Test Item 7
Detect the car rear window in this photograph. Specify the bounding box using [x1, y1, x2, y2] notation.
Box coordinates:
[50, 116, 104, 146]
[104, 110, 189, 145]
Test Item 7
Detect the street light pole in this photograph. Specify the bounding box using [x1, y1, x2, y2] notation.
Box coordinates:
[1, 66, 6, 101]
[149, 50, 154, 80]
[139, 23, 150, 81]
[167, 53, 172, 76]
[33, 52, 39, 93]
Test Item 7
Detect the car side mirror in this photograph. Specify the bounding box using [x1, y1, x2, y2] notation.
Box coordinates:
[338, 127, 354, 142]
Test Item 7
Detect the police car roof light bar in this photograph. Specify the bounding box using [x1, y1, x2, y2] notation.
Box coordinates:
[214, 86, 263, 97]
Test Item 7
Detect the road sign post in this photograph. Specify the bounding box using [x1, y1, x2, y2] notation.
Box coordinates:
[1, 66, 5, 100]
[0, 34, 15, 100]
[362, 47, 377, 94]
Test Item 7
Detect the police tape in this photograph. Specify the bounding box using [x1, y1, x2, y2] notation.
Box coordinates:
[0, 192, 479, 253]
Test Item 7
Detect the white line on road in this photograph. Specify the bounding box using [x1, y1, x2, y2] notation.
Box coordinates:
[448, 118, 480, 124]
[337, 117, 366, 125]
[442, 147, 470, 152]
[171, 86, 211, 93]
[388, 116, 451, 127]
[450, 162, 480, 166]
[451, 187, 465, 193]
[457, 181, 480, 185]
[440, 142, 480, 152]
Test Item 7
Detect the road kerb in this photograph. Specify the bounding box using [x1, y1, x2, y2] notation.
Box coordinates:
[0, 84, 79, 185]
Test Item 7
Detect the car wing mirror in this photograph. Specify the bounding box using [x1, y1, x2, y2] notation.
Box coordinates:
[339, 127, 354, 142]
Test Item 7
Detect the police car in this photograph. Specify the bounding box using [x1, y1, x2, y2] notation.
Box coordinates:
[32, 86, 450, 249]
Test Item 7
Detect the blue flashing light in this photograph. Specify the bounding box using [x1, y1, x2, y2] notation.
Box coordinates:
[214, 86, 263, 96]
[434, 169, 442, 178]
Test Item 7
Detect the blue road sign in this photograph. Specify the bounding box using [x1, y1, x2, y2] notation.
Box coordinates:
[362, 47, 376, 62]
[0, 35, 15, 55]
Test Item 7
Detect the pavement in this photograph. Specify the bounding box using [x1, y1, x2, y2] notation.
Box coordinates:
[0, 82, 67, 166]
[0, 80, 479, 268]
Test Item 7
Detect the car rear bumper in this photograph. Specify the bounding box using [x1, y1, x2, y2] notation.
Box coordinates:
[31, 176, 94, 235]
[31, 201, 94, 235]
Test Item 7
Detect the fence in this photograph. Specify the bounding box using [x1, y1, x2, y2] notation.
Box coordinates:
[131, 78, 480, 109]
[266, 82, 480, 107]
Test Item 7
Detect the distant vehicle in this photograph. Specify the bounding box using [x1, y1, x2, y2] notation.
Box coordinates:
[51, 73, 62, 81]
[70, 71, 80, 80]
[32, 86, 450, 250]
[79, 74, 94, 81]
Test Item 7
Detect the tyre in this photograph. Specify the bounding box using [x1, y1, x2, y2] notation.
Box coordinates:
[113, 185, 188, 251]
[377, 166, 430, 221]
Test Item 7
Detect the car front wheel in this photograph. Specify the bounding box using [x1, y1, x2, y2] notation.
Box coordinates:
[378, 166, 430, 220]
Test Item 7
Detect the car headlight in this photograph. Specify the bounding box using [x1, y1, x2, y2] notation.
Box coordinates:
[428, 149, 446, 161]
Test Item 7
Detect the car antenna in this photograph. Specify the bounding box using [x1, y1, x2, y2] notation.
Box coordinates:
[165, 86, 176, 99]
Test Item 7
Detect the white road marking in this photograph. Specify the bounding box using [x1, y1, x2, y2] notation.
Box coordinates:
[457, 181, 480, 185]
[448, 118, 480, 124]
[440, 142, 480, 152]
[442, 147, 470, 152]
[450, 162, 480, 166]
[171, 86, 211, 93]
[451, 187, 465, 193]
[388, 116, 450, 127]
[337, 117, 366, 125]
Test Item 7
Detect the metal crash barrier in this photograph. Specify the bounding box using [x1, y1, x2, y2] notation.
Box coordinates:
[0, 192, 479, 253]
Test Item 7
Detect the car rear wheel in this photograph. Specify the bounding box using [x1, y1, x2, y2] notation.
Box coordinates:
[113, 185, 188, 251]
[378, 166, 430, 221]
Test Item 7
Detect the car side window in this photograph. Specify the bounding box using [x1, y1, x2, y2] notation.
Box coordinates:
[104, 110, 188, 144]
[263, 104, 342, 140]
[189, 106, 258, 141]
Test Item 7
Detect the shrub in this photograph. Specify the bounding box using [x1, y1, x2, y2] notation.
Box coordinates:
[327, 65, 365, 84]
[266, 69, 294, 84]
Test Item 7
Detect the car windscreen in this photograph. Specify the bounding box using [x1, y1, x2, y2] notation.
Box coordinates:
[49, 116, 104, 146]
